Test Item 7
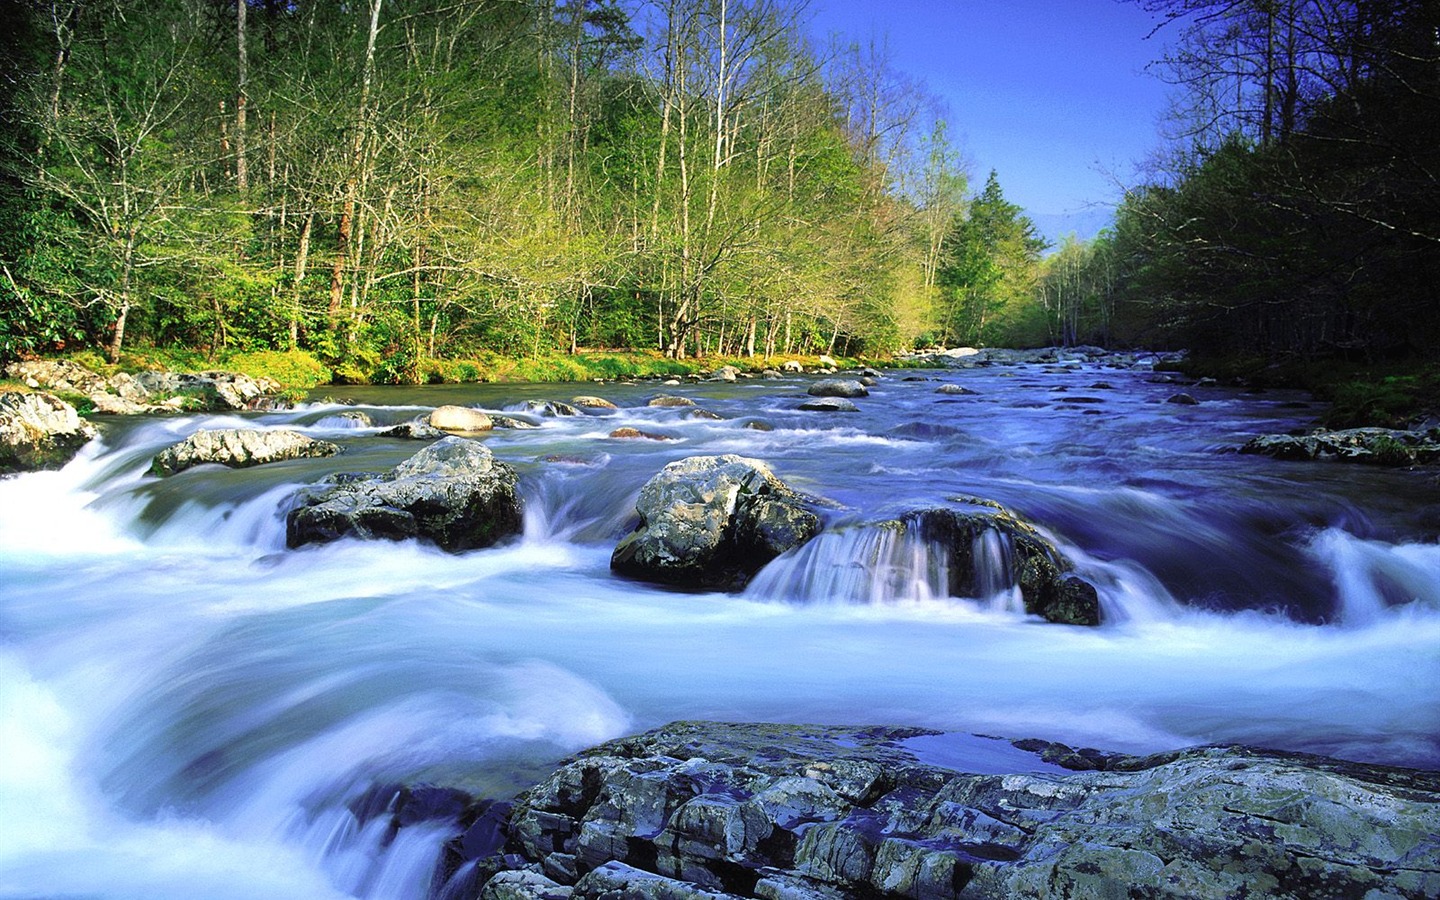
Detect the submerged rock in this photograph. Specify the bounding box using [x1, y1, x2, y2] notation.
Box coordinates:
[484, 720, 1440, 900]
[611, 455, 822, 590]
[1241, 427, 1440, 466]
[151, 428, 339, 476]
[649, 395, 697, 408]
[519, 399, 583, 417]
[286, 436, 522, 552]
[0, 391, 99, 474]
[609, 427, 675, 441]
[798, 397, 859, 413]
[899, 501, 1101, 625]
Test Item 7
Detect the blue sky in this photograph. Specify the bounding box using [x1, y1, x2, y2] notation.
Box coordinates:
[806, 0, 1174, 243]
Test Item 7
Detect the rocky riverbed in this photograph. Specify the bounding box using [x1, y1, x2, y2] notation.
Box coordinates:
[385, 720, 1440, 900]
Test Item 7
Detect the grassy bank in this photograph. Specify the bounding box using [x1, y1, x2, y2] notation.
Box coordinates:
[1177, 354, 1440, 429]
[3, 346, 903, 395]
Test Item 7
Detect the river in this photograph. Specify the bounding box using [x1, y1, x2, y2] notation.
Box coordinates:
[1, 359, 1437, 899]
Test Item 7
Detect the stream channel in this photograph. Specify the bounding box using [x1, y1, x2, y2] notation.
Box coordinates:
[2, 358, 1438, 898]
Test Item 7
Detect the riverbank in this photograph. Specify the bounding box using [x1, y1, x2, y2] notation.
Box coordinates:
[0, 347, 903, 403]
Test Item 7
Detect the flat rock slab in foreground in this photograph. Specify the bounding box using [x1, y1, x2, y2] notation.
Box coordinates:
[151, 428, 340, 476]
[286, 436, 522, 552]
[476, 721, 1440, 900]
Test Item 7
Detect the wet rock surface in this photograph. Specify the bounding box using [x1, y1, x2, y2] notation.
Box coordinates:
[896, 500, 1101, 625]
[438, 721, 1440, 900]
[151, 428, 341, 476]
[286, 436, 522, 551]
[807, 379, 869, 399]
[1241, 426, 1440, 466]
[611, 455, 823, 590]
[0, 391, 99, 474]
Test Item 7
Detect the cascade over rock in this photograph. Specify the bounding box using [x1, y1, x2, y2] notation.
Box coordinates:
[901, 500, 1100, 625]
[0, 391, 98, 474]
[286, 436, 522, 551]
[611, 455, 822, 589]
[151, 428, 340, 476]
[453, 721, 1440, 900]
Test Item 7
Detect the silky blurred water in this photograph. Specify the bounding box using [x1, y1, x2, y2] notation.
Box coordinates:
[1, 360, 1437, 899]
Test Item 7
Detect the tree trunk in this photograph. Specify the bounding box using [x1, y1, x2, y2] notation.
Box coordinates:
[236, 0, 248, 191]
[293, 211, 312, 347]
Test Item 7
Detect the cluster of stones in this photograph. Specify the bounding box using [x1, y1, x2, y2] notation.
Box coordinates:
[1241, 426, 1440, 467]
[5, 359, 285, 415]
[425, 720, 1440, 900]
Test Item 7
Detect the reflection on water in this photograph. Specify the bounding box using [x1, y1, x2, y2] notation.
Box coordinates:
[1, 361, 1438, 899]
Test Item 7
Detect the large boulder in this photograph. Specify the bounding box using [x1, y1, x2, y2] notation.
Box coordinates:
[899, 500, 1101, 625]
[1241, 427, 1440, 466]
[611, 455, 822, 590]
[489, 721, 1440, 900]
[807, 379, 868, 398]
[0, 391, 99, 474]
[286, 436, 522, 552]
[151, 428, 340, 476]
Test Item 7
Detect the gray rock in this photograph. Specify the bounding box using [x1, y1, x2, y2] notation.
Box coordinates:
[934, 384, 977, 396]
[1166, 392, 1199, 405]
[498, 721, 1440, 900]
[430, 405, 494, 432]
[491, 414, 541, 429]
[649, 395, 697, 408]
[710, 366, 741, 383]
[781, 361, 803, 373]
[1241, 427, 1440, 466]
[806, 379, 868, 398]
[0, 391, 99, 474]
[286, 436, 522, 552]
[520, 399, 583, 417]
[151, 428, 339, 477]
[611, 455, 822, 590]
[572, 396, 618, 410]
[5, 360, 286, 414]
[797, 398, 859, 413]
[481, 870, 573, 900]
[381, 420, 448, 440]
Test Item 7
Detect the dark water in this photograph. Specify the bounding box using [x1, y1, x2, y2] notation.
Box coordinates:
[1, 360, 1437, 899]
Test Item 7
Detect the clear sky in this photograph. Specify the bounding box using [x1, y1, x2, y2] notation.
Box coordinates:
[806, 0, 1174, 243]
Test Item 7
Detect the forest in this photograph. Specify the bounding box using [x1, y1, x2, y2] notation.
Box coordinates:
[0, 0, 1435, 388]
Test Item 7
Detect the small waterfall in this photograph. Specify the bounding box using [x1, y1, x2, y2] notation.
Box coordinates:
[1306, 528, 1440, 625]
[972, 527, 1025, 613]
[744, 523, 950, 606]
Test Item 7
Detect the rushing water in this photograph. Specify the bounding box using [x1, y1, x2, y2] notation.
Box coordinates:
[2, 360, 1438, 899]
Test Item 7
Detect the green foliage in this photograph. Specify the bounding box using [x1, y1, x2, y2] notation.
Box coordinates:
[935, 172, 1047, 347]
[222, 351, 332, 389]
